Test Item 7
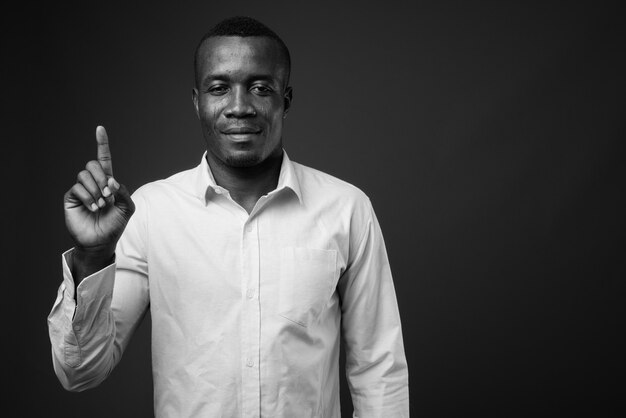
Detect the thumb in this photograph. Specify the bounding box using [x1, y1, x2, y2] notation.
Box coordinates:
[108, 177, 135, 216]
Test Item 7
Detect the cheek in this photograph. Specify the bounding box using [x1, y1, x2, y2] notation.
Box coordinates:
[199, 102, 223, 127]
[271, 106, 286, 127]
[259, 101, 284, 127]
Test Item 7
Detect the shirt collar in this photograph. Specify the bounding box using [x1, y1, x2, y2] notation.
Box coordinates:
[194, 150, 302, 205]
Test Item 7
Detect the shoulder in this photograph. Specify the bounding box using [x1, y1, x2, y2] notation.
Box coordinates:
[293, 161, 371, 206]
[292, 161, 375, 227]
[130, 165, 199, 203]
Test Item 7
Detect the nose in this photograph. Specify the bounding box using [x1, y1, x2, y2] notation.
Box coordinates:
[224, 87, 256, 118]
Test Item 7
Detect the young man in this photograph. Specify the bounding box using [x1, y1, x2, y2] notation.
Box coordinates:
[48, 16, 409, 417]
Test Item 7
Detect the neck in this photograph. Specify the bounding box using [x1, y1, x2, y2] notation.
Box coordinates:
[206, 149, 283, 213]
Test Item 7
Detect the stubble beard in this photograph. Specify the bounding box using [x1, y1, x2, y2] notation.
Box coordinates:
[224, 152, 262, 168]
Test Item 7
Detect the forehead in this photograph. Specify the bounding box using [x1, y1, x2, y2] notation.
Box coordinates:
[197, 36, 287, 81]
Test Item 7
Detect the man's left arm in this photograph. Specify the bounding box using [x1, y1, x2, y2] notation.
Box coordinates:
[338, 200, 410, 418]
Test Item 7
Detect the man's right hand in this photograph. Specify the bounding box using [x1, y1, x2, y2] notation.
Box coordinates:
[63, 126, 135, 282]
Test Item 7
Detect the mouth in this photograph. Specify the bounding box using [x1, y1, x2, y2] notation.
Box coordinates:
[221, 127, 262, 135]
[220, 127, 262, 142]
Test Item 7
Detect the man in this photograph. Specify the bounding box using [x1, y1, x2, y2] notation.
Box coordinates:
[48, 16, 409, 417]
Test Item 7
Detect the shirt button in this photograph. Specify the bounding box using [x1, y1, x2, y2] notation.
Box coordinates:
[214, 188, 221, 194]
[246, 289, 255, 299]
[246, 358, 254, 367]
[245, 225, 253, 233]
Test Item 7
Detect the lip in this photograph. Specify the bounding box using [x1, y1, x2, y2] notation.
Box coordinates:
[221, 127, 262, 134]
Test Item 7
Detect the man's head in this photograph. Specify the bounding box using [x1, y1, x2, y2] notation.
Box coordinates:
[194, 16, 291, 88]
[192, 17, 293, 169]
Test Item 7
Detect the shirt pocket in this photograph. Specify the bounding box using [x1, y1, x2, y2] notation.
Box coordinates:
[278, 247, 337, 327]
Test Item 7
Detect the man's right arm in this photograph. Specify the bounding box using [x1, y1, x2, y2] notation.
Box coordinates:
[63, 125, 135, 286]
[47, 126, 146, 391]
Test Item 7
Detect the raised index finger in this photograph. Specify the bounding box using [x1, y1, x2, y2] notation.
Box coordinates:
[96, 125, 114, 176]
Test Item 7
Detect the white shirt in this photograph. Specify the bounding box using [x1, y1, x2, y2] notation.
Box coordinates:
[48, 151, 409, 417]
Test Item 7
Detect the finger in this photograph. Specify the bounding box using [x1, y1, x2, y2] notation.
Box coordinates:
[108, 176, 120, 192]
[96, 125, 114, 177]
[112, 183, 136, 217]
[77, 170, 106, 209]
[68, 183, 100, 212]
[86, 160, 113, 199]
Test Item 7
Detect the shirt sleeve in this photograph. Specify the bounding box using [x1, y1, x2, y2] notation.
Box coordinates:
[47, 193, 150, 391]
[338, 201, 410, 418]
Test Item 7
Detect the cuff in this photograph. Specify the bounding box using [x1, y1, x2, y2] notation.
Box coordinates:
[59, 248, 117, 324]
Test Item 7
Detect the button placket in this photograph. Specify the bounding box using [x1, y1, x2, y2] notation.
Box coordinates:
[241, 218, 261, 417]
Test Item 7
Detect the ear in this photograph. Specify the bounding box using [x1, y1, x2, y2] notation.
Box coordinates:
[283, 87, 293, 117]
[192, 88, 200, 118]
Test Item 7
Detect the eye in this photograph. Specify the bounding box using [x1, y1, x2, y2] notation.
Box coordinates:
[251, 84, 273, 95]
[207, 84, 228, 95]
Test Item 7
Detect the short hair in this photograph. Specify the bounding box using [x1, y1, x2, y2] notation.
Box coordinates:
[194, 16, 291, 87]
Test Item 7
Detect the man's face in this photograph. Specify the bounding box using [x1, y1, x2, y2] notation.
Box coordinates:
[193, 36, 292, 168]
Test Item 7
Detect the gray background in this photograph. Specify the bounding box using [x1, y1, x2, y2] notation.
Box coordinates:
[5, 0, 624, 416]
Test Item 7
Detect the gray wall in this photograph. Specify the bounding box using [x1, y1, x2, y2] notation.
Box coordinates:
[6, 0, 623, 416]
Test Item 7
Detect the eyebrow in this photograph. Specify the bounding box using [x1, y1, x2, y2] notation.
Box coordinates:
[201, 74, 277, 87]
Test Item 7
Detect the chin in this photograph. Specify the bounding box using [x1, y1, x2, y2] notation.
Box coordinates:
[224, 152, 263, 168]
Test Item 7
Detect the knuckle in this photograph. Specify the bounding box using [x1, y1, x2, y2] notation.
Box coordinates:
[74, 184, 86, 195]
[85, 160, 100, 171]
[69, 184, 85, 199]
[77, 170, 89, 182]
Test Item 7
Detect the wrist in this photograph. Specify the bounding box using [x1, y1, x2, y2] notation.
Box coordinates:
[71, 246, 115, 285]
[74, 245, 114, 262]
